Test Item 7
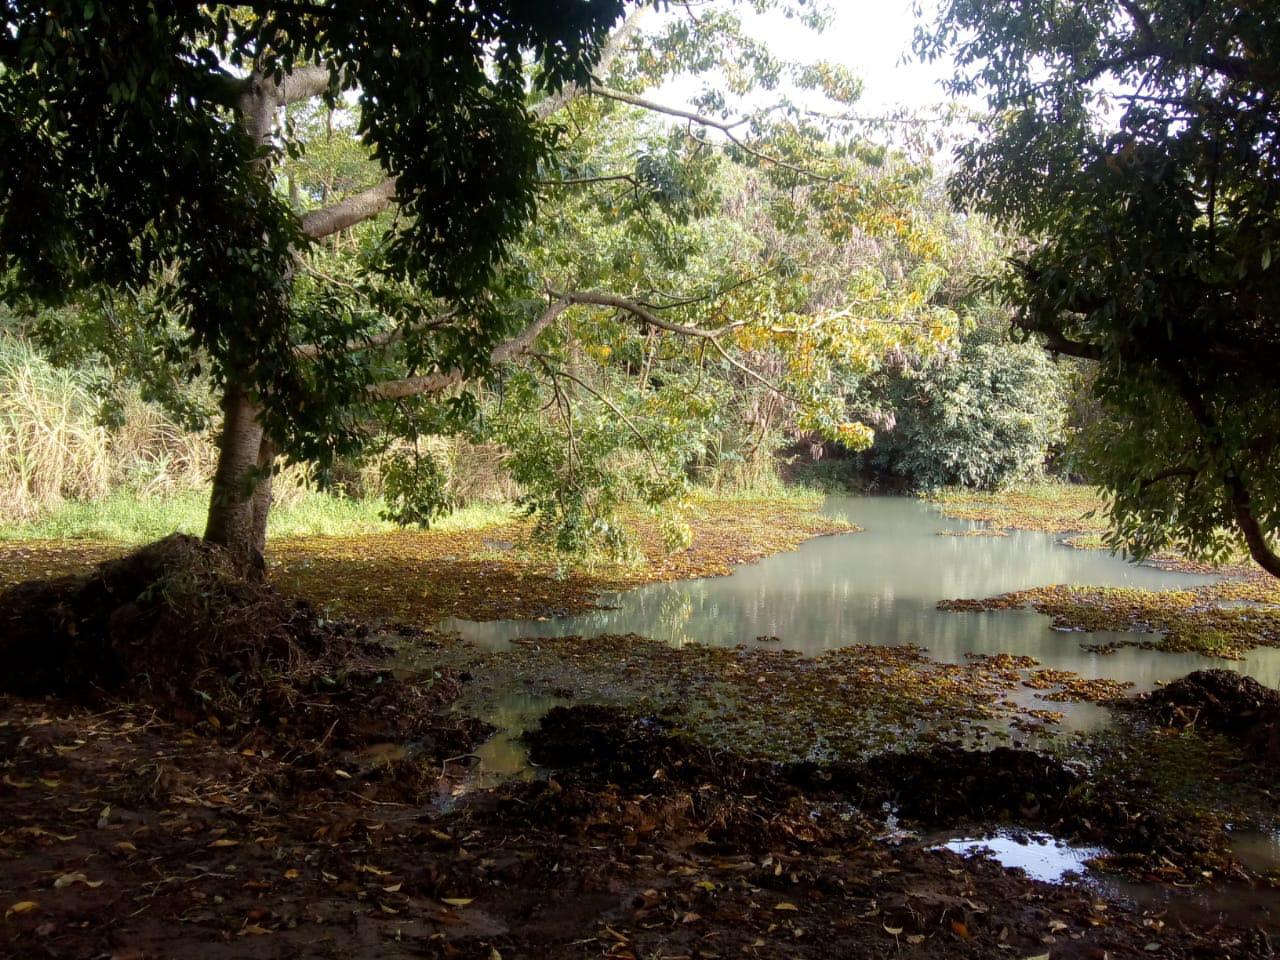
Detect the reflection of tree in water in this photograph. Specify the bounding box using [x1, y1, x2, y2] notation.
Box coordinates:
[449, 497, 1280, 695]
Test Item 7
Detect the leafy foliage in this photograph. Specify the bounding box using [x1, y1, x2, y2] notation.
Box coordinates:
[868, 324, 1067, 491]
[0, 0, 627, 460]
[921, 0, 1280, 574]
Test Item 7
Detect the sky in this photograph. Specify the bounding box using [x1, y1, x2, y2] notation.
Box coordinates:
[742, 1, 957, 116]
[651, 1, 962, 119]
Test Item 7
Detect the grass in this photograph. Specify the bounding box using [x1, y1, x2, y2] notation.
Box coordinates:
[929, 481, 1110, 534]
[0, 488, 519, 544]
[0, 335, 215, 521]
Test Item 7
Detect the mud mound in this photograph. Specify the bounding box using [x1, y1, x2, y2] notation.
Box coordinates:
[1136, 669, 1280, 761]
[0, 534, 466, 743]
[858, 745, 1079, 822]
[526, 706, 1230, 879]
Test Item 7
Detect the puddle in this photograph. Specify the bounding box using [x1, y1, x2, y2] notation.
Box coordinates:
[433, 692, 565, 809]
[932, 829, 1104, 883]
[1230, 826, 1280, 876]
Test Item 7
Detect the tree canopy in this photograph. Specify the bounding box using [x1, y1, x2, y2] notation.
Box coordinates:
[920, 0, 1280, 576]
[2, 1, 973, 564]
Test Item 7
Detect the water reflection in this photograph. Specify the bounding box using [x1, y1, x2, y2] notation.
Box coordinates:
[442, 496, 1280, 705]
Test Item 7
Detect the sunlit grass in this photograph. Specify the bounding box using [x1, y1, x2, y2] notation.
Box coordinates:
[0, 489, 522, 544]
[929, 481, 1109, 534]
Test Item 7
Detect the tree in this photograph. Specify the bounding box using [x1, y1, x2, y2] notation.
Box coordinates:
[1, 0, 633, 570]
[4, 1, 964, 569]
[920, 0, 1280, 575]
[865, 319, 1068, 491]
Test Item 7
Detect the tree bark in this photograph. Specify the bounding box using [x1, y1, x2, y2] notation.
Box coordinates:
[204, 385, 272, 573]
[202, 75, 279, 574]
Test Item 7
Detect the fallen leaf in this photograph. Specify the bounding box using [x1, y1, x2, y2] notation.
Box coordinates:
[883, 924, 903, 935]
[208, 838, 239, 848]
[240, 924, 271, 935]
[441, 897, 474, 907]
[7, 901, 39, 916]
[951, 920, 971, 939]
[53, 873, 103, 889]
[775, 902, 800, 912]
[382, 883, 402, 893]
[284, 869, 300, 880]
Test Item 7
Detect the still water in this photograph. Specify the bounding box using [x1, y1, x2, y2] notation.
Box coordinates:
[441, 496, 1280, 723]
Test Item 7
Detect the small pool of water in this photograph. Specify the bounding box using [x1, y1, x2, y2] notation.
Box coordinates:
[441, 496, 1280, 730]
[934, 829, 1103, 883]
[932, 828, 1280, 927]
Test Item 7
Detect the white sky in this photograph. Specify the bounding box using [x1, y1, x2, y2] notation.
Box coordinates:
[744, 1, 956, 116]
[651, 1, 960, 119]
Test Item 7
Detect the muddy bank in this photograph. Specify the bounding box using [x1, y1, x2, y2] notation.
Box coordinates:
[1, 521, 1277, 957]
[1131, 670, 1280, 763]
[4, 694, 1276, 960]
[0, 535, 472, 751]
[0, 497, 850, 625]
[525, 705, 1242, 885]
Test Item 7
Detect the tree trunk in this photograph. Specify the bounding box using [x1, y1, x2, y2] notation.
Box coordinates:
[202, 74, 280, 574]
[204, 384, 273, 574]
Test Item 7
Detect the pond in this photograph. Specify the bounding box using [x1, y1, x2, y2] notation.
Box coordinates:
[441, 495, 1280, 731]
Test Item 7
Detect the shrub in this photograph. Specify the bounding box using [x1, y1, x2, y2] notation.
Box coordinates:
[866, 329, 1067, 491]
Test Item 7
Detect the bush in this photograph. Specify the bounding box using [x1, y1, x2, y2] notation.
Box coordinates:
[866, 329, 1067, 491]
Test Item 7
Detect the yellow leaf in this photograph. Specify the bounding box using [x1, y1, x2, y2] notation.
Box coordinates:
[284, 869, 300, 880]
[382, 883, 402, 893]
[775, 902, 800, 912]
[441, 897, 473, 907]
[883, 924, 903, 935]
[209, 838, 239, 848]
[53, 872, 103, 889]
[7, 901, 38, 916]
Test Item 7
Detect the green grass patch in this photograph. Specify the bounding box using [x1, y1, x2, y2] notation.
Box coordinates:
[0, 489, 518, 544]
[930, 482, 1109, 535]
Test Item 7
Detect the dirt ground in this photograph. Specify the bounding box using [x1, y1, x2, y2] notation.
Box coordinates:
[2, 502, 1278, 959]
[3, 693, 1277, 960]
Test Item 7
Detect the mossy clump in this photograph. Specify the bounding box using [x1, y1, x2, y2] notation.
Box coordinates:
[0, 534, 466, 744]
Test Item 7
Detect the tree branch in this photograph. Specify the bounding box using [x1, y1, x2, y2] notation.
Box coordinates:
[1027, 322, 1104, 361]
[369, 298, 573, 400]
[294, 312, 454, 359]
[275, 64, 335, 106]
[300, 178, 398, 239]
[1169, 366, 1280, 578]
[531, 352, 666, 477]
[530, 6, 649, 121]
[589, 87, 841, 185]
[298, 10, 646, 240]
[556, 291, 805, 403]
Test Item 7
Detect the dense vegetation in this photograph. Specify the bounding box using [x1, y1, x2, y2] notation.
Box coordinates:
[0, 0, 1079, 556]
[1, 0, 1276, 580]
[921, 0, 1280, 575]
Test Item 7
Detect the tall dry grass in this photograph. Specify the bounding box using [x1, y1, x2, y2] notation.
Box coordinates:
[0, 336, 522, 525]
[0, 336, 217, 521]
